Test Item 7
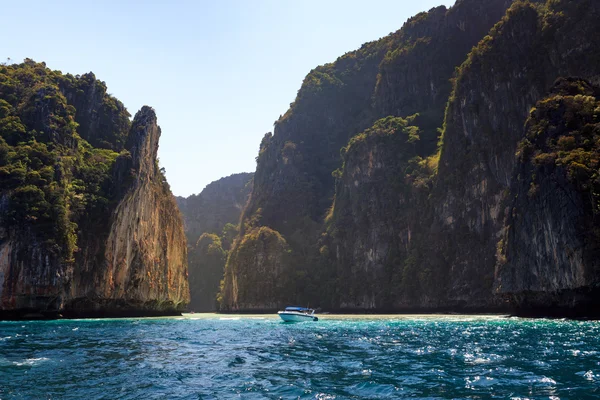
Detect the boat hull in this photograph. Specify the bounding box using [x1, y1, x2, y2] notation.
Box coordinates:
[278, 312, 318, 322]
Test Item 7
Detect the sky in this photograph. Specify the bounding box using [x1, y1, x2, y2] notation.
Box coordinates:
[3, 0, 453, 197]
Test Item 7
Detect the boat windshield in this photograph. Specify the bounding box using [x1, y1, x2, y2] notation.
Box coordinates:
[285, 307, 313, 312]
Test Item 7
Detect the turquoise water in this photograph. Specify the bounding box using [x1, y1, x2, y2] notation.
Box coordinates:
[1, 315, 599, 399]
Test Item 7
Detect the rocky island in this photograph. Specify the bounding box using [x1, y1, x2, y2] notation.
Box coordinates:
[0, 61, 189, 319]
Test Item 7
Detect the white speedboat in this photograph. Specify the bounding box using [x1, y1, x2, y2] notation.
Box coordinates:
[278, 307, 319, 322]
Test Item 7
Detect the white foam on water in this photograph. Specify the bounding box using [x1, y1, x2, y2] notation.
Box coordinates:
[315, 394, 336, 400]
[540, 376, 557, 385]
[13, 357, 49, 366]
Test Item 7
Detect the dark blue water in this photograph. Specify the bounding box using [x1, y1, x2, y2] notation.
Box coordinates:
[1, 315, 599, 399]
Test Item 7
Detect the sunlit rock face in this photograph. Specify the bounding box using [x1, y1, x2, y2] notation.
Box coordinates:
[67, 107, 190, 317]
[0, 61, 189, 319]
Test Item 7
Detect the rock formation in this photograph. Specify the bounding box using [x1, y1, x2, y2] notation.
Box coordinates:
[495, 78, 600, 317]
[435, 0, 600, 314]
[221, 0, 600, 316]
[0, 60, 189, 318]
[222, 0, 516, 312]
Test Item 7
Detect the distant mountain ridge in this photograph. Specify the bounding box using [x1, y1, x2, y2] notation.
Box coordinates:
[177, 172, 253, 311]
[177, 172, 253, 242]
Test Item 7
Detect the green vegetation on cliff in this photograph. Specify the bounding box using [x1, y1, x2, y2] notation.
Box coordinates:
[222, 0, 600, 315]
[221, 226, 291, 311]
[519, 78, 600, 203]
[0, 59, 131, 262]
[494, 78, 600, 313]
[0, 60, 189, 318]
[222, 0, 515, 312]
[324, 115, 440, 309]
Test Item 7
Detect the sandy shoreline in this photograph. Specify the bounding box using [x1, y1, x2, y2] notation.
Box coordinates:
[179, 313, 511, 321]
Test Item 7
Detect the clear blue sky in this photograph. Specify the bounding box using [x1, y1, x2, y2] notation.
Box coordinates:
[4, 0, 453, 197]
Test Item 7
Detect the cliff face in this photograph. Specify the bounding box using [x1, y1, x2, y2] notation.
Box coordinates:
[223, 0, 600, 315]
[435, 0, 600, 311]
[221, 226, 290, 311]
[0, 231, 66, 313]
[69, 107, 189, 315]
[0, 61, 188, 318]
[373, 0, 514, 152]
[495, 78, 600, 316]
[326, 116, 440, 310]
[176, 173, 252, 311]
[222, 0, 515, 312]
[326, 0, 516, 311]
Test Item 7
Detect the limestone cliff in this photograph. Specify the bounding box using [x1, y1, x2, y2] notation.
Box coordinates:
[223, 0, 600, 316]
[0, 61, 188, 318]
[67, 107, 189, 316]
[434, 0, 600, 311]
[222, 0, 515, 312]
[495, 78, 600, 316]
[221, 226, 290, 311]
[326, 116, 440, 311]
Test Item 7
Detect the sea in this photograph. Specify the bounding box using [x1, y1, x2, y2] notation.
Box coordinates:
[1, 314, 599, 399]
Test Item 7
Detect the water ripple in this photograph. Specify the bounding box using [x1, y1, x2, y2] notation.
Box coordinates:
[1, 316, 600, 398]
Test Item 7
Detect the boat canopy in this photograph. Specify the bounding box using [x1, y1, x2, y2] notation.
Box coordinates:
[284, 307, 313, 312]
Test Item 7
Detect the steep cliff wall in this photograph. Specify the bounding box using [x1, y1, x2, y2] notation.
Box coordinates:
[222, 0, 514, 311]
[434, 0, 600, 310]
[223, 0, 600, 315]
[326, 0, 515, 311]
[325, 116, 440, 310]
[495, 78, 600, 316]
[222, 33, 393, 311]
[67, 107, 189, 316]
[177, 173, 252, 311]
[221, 226, 290, 311]
[373, 0, 513, 153]
[0, 61, 188, 318]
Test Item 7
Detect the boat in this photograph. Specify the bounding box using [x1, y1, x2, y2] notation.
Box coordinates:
[278, 307, 319, 322]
